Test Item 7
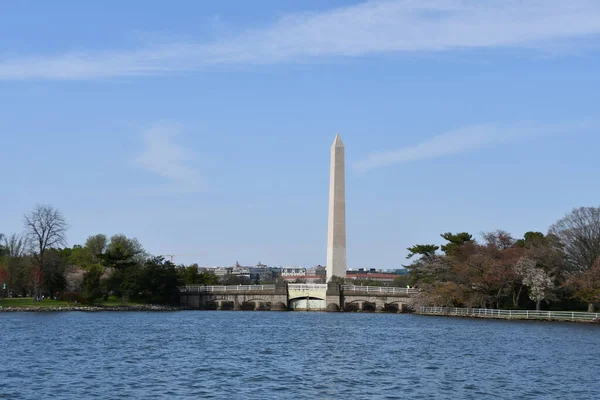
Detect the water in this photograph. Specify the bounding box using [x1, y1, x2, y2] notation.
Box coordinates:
[0, 312, 598, 399]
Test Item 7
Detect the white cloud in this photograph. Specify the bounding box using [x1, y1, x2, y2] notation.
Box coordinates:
[352, 120, 594, 172]
[2, 0, 600, 80]
[132, 122, 204, 192]
[353, 124, 506, 171]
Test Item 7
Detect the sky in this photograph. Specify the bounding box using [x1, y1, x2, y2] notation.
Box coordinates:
[1, 0, 600, 269]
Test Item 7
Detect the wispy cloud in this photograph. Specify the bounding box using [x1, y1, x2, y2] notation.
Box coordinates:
[2, 0, 600, 80]
[353, 120, 594, 172]
[132, 122, 204, 193]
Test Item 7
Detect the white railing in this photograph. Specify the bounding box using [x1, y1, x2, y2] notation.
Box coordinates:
[342, 285, 419, 295]
[288, 284, 327, 291]
[179, 285, 275, 293]
[418, 307, 600, 322]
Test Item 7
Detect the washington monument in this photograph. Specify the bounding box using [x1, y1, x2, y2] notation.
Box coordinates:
[326, 133, 347, 281]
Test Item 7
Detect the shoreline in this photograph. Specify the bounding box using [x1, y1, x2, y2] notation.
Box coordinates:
[0, 304, 183, 312]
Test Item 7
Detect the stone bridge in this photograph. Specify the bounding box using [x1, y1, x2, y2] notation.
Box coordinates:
[179, 282, 418, 312]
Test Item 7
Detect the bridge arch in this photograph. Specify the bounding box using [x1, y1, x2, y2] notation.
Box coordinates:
[239, 298, 272, 310]
[206, 298, 234, 310]
[289, 297, 326, 311]
[343, 299, 377, 312]
[384, 300, 408, 313]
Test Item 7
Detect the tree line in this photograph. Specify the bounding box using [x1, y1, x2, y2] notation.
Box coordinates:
[0, 204, 220, 305]
[4, 204, 600, 310]
[405, 206, 600, 312]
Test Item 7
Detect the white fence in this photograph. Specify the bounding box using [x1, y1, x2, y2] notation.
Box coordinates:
[179, 285, 275, 293]
[342, 285, 419, 295]
[418, 306, 600, 322]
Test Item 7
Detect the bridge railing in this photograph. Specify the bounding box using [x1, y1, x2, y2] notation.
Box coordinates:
[419, 306, 600, 322]
[288, 284, 327, 291]
[342, 285, 419, 295]
[179, 285, 275, 293]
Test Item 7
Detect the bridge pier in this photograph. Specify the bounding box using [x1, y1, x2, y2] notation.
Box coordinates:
[233, 300, 242, 311]
[272, 280, 289, 311]
[271, 302, 287, 311]
[375, 303, 385, 313]
[326, 282, 341, 312]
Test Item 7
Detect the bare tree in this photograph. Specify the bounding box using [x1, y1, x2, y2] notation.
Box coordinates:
[3, 233, 28, 259]
[24, 205, 68, 292]
[2, 233, 28, 293]
[482, 230, 515, 250]
[549, 206, 600, 311]
[549, 206, 600, 272]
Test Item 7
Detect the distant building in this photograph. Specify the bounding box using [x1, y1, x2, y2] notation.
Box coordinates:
[281, 267, 306, 277]
[345, 268, 406, 286]
[208, 262, 280, 283]
[306, 265, 326, 277]
[279, 265, 326, 283]
[231, 266, 250, 279]
[206, 266, 232, 277]
[249, 263, 278, 282]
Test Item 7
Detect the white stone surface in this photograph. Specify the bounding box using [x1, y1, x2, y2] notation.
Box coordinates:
[326, 133, 347, 281]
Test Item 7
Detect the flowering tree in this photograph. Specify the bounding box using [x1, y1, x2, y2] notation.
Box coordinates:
[515, 258, 555, 311]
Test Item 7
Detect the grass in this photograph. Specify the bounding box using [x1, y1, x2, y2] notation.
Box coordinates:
[0, 298, 71, 308]
[101, 296, 144, 306]
[0, 296, 144, 308]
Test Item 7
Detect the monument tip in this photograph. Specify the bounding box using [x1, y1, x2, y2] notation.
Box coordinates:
[332, 133, 344, 148]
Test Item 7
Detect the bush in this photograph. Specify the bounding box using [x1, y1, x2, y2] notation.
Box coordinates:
[60, 291, 83, 303]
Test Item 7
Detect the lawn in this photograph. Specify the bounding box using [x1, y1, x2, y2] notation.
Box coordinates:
[0, 296, 143, 308]
[0, 298, 71, 308]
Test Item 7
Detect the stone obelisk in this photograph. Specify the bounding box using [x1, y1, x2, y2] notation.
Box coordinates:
[326, 133, 347, 281]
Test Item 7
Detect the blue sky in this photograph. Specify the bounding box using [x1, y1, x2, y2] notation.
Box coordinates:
[1, 0, 600, 269]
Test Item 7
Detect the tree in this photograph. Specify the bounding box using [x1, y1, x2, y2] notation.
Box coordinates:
[440, 232, 473, 256]
[482, 230, 515, 250]
[0, 267, 8, 297]
[30, 266, 44, 299]
[3, 233, 27, 259]
[549, 207, 600, 272]
[103, 234, 146, 270]
[392, 275, 410, 287]
[81, 265, 104, 304]
[85, 234, 108, 260]
[102, 234, 147, 301]
[515, 231, 546, 248]
[406, 244, 439, 260]
[515, 258, 555, 311]
[549, 206, 600, 311]
[140, 257, 181, 305]
[0, 233, 5, 257]
[24, 205, 68, 296]
[42, 249, 69, 295]
[566, 263, 600, 311]
[1, 234, 28, 295]
[179, 264, 219, 286]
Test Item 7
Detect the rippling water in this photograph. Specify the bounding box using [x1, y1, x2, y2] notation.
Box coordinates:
[0, 311, 598, 399]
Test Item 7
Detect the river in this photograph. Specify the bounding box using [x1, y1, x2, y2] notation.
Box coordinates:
[0, 311, 598, 399]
